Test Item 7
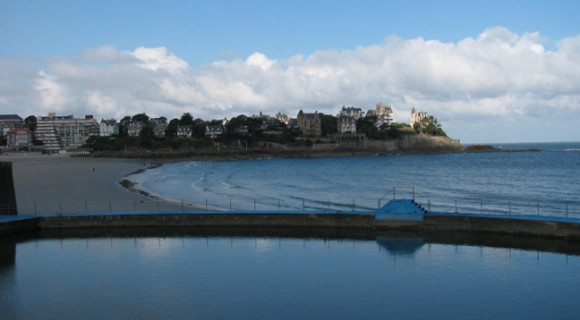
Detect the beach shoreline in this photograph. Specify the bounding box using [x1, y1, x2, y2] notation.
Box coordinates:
[119, 164, 227, 211]
[4, 155, 203, 215]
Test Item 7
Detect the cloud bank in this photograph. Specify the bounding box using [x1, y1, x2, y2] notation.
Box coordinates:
[1, 27, 579, 142]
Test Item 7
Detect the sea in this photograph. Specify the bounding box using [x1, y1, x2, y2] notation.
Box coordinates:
[129, 141, 580, 217]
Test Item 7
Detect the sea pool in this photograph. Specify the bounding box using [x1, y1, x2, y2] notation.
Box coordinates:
[1, 229, 579, 320]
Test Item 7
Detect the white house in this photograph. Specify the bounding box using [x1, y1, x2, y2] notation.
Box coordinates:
[410, 108, 428, 127]
[100, 119, 119, 136]
[205, 124, 225, 139]
[177, 125, 193, 138]
[337, 115, 357, 134]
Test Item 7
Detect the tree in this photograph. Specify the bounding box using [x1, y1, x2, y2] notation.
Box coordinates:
[166, 118, 179, 137]
[226, 115, 248, 132]
[192, 118, 207, 139]
[120, 116, 131, 124]
[138, 126, 154, 149]
[24, 115, 37, 131]
[179, 112, 194, 126]
[356, 116, 382, 140]
[319, 113, 337, 137]
[132, 113, 150, 124]
[415, 116, 447, 137]
[386, 123, 414, 139]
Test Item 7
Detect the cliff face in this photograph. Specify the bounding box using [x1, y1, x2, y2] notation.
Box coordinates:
[397, 134, 463, 153]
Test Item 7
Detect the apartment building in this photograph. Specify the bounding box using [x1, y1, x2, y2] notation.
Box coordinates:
[35, 113, 99, 152]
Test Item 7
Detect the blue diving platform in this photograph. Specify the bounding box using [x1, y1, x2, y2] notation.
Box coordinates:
[375, 199, 427, 221]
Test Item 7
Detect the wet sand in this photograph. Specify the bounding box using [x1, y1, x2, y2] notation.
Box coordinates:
[5, 155, 196, 215]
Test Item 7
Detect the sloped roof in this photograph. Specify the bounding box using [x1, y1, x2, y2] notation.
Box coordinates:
[0, 114, 23, 121]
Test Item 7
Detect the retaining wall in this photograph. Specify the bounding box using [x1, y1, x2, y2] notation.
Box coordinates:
[33, 212, 580, 242]
[39, 213, 377, 230]
[0, 162, 18, 215]
[0, 217, 40, 236]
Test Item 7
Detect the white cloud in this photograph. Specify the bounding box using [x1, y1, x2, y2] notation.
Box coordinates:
[130, 47, 189, 74]
[1, 27, 580, 142]
[34, 70, 73, 112]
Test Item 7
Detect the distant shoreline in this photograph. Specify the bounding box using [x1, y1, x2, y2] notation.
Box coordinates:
[3, 135, 550, 163]
[463, 144, 542, 153]
[86, 144, 541, 162]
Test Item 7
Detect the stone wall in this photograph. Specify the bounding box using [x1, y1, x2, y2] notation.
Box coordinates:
[0, 162, 18, 215]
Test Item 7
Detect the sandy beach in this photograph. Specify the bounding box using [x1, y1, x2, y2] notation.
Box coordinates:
[4, 155, 195, 215]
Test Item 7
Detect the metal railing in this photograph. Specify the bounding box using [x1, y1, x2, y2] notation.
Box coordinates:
[378, 186, 416, 208]
[2, 189, 579, 219]
[420, 197, 579, 218]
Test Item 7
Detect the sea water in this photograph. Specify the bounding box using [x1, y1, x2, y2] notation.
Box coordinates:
[1, 233, 579, 320]
[129, 142, 580, 217]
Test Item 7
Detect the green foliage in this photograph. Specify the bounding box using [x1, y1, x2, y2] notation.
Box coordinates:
[415, 116, 447, 137]
[138, 126, 154, 148]
[192, 118, 207, 138]
[319, 113, 337, 137]
[166, 118, 179, 137]
[120, 116, 131, 123]
[386, 123, 415, 139]
[83, 134, 215, 152]
[356, 116, 384, 140]
[179, 112, 194, 126]
[131, 113, 150, 124]
[226, 115, 248, 132]
[24, 115, 37, 131]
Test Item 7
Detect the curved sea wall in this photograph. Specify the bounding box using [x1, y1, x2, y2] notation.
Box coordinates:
[32, 211, 580, 242]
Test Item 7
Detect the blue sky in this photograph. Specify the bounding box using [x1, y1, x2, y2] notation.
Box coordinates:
[1, 0, 579, 143]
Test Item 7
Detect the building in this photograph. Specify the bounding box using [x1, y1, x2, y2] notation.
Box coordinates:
[0, 114, 23, 138]
[275, 112, 290, 124]
[339, 106, 365, 120]
[150, 118, 168, 138]
[177, 125, 193, 138]
[127, 122, 145, 137]
[35, 113, 100, 152]
[337, 115, 357, 134]
[410, 108, 428, 127]
[287, 118, 298, 129]
[374, 103, 394, 128]
[205, 125, 225, 139]
[235, 125, 248, 135]
[100, 119, 119, 137]
[297, 110, 321, 136]
[6, 128, 33, 147]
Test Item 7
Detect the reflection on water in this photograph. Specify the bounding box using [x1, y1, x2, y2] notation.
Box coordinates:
[0, 238, 15, 270]
[376, 236, 425, 256]
[1, 228, 580, 320]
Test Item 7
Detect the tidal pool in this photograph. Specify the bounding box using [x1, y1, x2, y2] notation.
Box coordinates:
[1, 229, 579, 320]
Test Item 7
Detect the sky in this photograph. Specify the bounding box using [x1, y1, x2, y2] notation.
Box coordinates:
[1, 0, 579, 143]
